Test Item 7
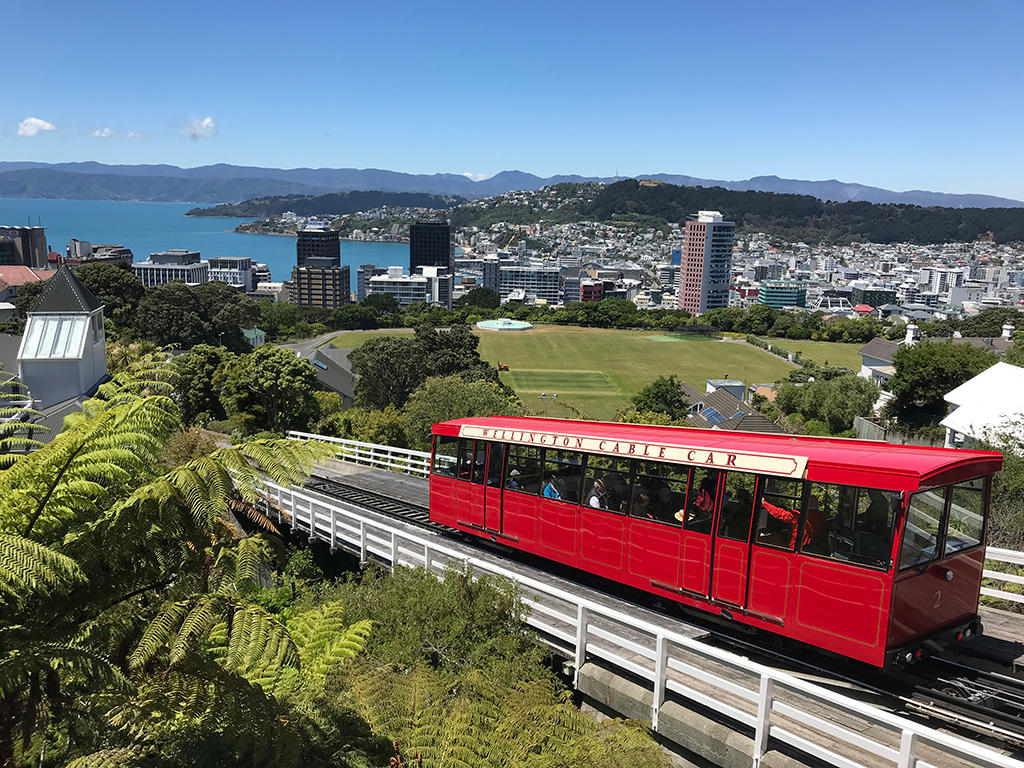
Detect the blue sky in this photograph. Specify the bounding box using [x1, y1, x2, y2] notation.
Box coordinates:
[3, 0, 1023, 199]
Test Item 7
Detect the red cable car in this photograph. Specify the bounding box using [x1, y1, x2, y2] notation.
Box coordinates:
[428, 416, 1003, 667]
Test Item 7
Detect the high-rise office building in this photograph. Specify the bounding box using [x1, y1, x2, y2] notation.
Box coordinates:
[677, 211, 735, 315]
[410, 221, 452, 274]
[292, 223, 349, 308]
[0, 226, 48, 268]
[291, 265, 351, 308]
[356, 263, 386, 301]
[296, 224, 341, 268]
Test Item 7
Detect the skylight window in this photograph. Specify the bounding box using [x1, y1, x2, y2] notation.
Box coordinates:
[20, 315, 88, 359]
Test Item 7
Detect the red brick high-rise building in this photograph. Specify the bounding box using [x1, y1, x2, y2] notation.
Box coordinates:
[677, 211, 735, 315]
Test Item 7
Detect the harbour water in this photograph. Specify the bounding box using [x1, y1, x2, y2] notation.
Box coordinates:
[0, 197, 411, 288]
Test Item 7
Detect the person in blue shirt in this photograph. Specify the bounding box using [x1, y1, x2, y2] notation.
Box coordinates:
[543, 476, 563, 499]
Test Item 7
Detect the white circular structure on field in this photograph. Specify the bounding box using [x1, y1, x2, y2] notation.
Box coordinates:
[476, 318, 534, 331]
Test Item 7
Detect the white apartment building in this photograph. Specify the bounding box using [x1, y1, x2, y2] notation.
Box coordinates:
[208, 256, 253, 290]
[367, 265, 453, 309]
[498, 265, 561, 304]
[132, 249, 209, 287]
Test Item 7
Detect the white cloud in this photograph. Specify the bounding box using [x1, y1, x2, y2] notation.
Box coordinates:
[186, 116, 217, 139]
[18, 117, 56, 137]
[463, 172, 489, 182]
[92, 127, 150, 140]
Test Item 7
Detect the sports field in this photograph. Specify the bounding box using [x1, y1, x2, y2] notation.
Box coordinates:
[763, 339, 864, 371]
[331, 326, 795, 420]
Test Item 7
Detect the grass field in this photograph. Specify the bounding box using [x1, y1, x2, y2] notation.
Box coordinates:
[326, 327, 886, 418]
[329, 327, 795, 420]
[477, 327, 798, 419]
[763, 338, 864, 371]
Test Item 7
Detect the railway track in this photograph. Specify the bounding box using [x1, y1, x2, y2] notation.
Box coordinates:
[294, 474, 1024, 752]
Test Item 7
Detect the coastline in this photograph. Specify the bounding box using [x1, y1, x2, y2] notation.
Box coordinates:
[230, 229, 408, 245]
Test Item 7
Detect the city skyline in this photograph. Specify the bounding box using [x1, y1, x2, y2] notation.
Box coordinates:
[3, 0, 1023, 199]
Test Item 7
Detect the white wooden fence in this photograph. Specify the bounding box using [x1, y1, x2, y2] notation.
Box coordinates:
[262, 478, 1024, 768]
[985, 548, 1024, 606]
[287, 431, 430, 477]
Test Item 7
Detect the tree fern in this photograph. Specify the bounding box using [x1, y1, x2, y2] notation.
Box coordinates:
[0, 366, 47, 468]
[0, 534, 84, 600]
[281, 603, 372, 692]
[65, 747, 149, 768]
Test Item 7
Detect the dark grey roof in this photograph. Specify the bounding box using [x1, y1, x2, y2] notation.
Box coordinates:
[298, 346, 354, 399]
[0, 333, 22, 374]
[949, 336, 1014, 354]
[30, 266, 103, 314]
[677, 382, 785, 434]
[858, 337, 900, 363]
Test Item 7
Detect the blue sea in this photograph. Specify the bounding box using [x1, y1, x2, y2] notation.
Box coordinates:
[0, 197, 412, 288]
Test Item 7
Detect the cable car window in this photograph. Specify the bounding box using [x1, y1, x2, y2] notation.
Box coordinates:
[431, 435, 459, 478]
[944, 478, 986, 556]
[801, 483, 839, 556]
[799, 483, 900, 569]
[755, 478, 805, 550]
[584, 455, 631, 514]
[471, 442, 487, 485]
[718, 472, 757, 541]
[506, 444, 541, 495]
[486, 443, 505, 488]
[541, 450, 584, 503]
[684, 467, 719, 534]
[456, 439, 475, 482]
[900, 488, 946, 569]
[631, 462, 689, 527]
[844, 488, 899, 567]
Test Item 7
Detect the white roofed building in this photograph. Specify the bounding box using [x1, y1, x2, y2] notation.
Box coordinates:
[17, 266, 108, 410]
[941, 362, 1024, 449]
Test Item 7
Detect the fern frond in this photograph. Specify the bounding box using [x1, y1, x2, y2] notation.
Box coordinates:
[65, 748, 148, 768]
[128, 600, 188, 669]
[0, 533, 85, 600]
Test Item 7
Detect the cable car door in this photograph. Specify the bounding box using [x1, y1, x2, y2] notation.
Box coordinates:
[456, 440, 487, 529]
[709, 471, 757, 608]
[483, 442, 505, 532]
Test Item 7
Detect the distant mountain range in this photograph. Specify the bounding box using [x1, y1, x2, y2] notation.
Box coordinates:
[0, 161, 1020, 208]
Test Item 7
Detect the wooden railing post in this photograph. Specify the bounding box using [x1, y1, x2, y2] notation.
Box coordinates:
[898, 730, 918, 768]
[652, 634, 668, 730]
[573, 604, 588, 688]
[359, 520, 367, 565]
[753, 674, 775, 767]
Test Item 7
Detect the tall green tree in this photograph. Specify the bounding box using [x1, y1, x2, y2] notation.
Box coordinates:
[348, 335, 426, 410]
[135, 282, 210, 348]
[454, 287, 500, 310]
[173, 344, 236, 424]
[629, 375, 690, 421]
[74, 262, 146, 327]
[220, 346, 319, 434]
[888, 341, 997, 424]
[402, 375, 524, 449]
[363, 292, 399, 314]
[1005, 341, 1024, 368]
[192, 281, 262, 349]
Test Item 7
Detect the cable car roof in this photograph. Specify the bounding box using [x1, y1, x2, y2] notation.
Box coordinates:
[433, 416, 1002, 492]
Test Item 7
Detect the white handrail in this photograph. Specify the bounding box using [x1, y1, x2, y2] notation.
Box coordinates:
[287, 430, 431, 477]
[260, 477, 1024, 768]
[983, 547, 1024, 605]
